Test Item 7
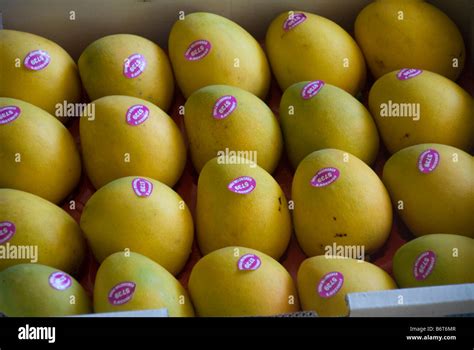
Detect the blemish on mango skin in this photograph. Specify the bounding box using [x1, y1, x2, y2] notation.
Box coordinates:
[334, 233, 347, 238]
[374, 58, 385, 70]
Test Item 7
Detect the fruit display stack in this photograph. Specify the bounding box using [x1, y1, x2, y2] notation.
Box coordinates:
[0, 0, 472, 317]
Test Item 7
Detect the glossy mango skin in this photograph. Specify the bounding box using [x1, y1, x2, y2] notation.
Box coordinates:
[79, 34, 174, 112]
[280, 81, 379, 169]
[188, 246, 299, 316]
[266, 11, 366, 95]
[383, 144, 474, 238]
[292, 149, 392, 257]
[169, 12, 270, 99]
[355, 0, 465, 80]
[184, 84, 282, 173]
[94, 252, 194, 316]
[0, 264, 91, 317]
[393, 234, 474, 288]
[0, 189, 85, 274]
[80, 176, 193, 276]
[369, 69, 473, 154]
[196, 157, 291, 259]
[298, 256, 397, 316]
[80, 95, 186, 189]
[0, 97, 81, 203]
[0, 30, 81, 119]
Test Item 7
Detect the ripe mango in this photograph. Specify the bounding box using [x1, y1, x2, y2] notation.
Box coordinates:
[292, 149, 392, 257]
[80, 176, 193, 275]
[169, 12, 270, 98]
[355, 0, 465, 80]
[80, 95, 186, 189]
[280, 81, 379, 168]
[0, 97, 81, 203]
[382, 144, 474, 238]
[266, 11, 366, 95]
[369, 69, 473, 154]
[196, 157, 291, 259]
[0, 30, 81, 118]
[0, 189, 85, 274]
[78, 34, 174, 111]
[0, 263, 91, 316]
[188, 247, 299, 316]
[297, 256, 397, 316]
[184, 85, 282, 173]
[393, 234, 474, 288]
[94, 252, 194, 316]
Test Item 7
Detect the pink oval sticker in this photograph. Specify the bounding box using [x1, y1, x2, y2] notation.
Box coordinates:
[228, 176, 256, 194]
[237, 254, 261, 271]
[126, 104, 149, 126]
[310, 167, 340, 188]
[213, 95, 237, 120]
[318, 271, 344, 298]
[397, 68, 423, 80]
[301, 80, 325, 100]
[49, 272, 72, 291]
[132, 177, 153, 197]
[0, 221, 16, 244]
[418, 149, 440, 174]
[413, 251, 436, 280]
[184, 40, 211, 61]
[0, 106, 21, 125]
[123, 53, 146, 79]
[283, 13, 307, 31]
[108, 282, 136, 305]
[24, 50, 50, 71]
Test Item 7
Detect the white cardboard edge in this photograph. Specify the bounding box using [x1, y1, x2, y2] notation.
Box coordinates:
[8, 284, 474, 317]
[347, 283, 474, 317]
[73, 284, 474, 318]
[72, 308, 168, 318]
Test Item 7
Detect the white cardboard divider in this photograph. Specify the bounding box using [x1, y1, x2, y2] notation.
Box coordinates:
[347, 283, 474, 317]
[73, 284, 474, 317]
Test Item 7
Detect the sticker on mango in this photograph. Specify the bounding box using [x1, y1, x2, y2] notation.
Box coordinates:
[126, 104, 149, 126]
[227, 176, 256, 194]
[213, 95, 237, 120]
[0, 106, 21, 125]
[413, 251, 436, 280]
[237, 254, 262, 271]
[0, 221, 16, 244]
[417, 149, 439, 174]
[185, 40, 211, 61]
[397, 68, 422, 80]
[108, 282, 136, 305]
[132, 177, 153, 197]
[283, 13, 307, 31]
[317, 271, 344, 298]
[49, 272, 72, 291]
[24, 50, 50, 71]
[123, 53, 146, 78]
[310, 167, 340, 188]
[301, 80, 325, 100]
